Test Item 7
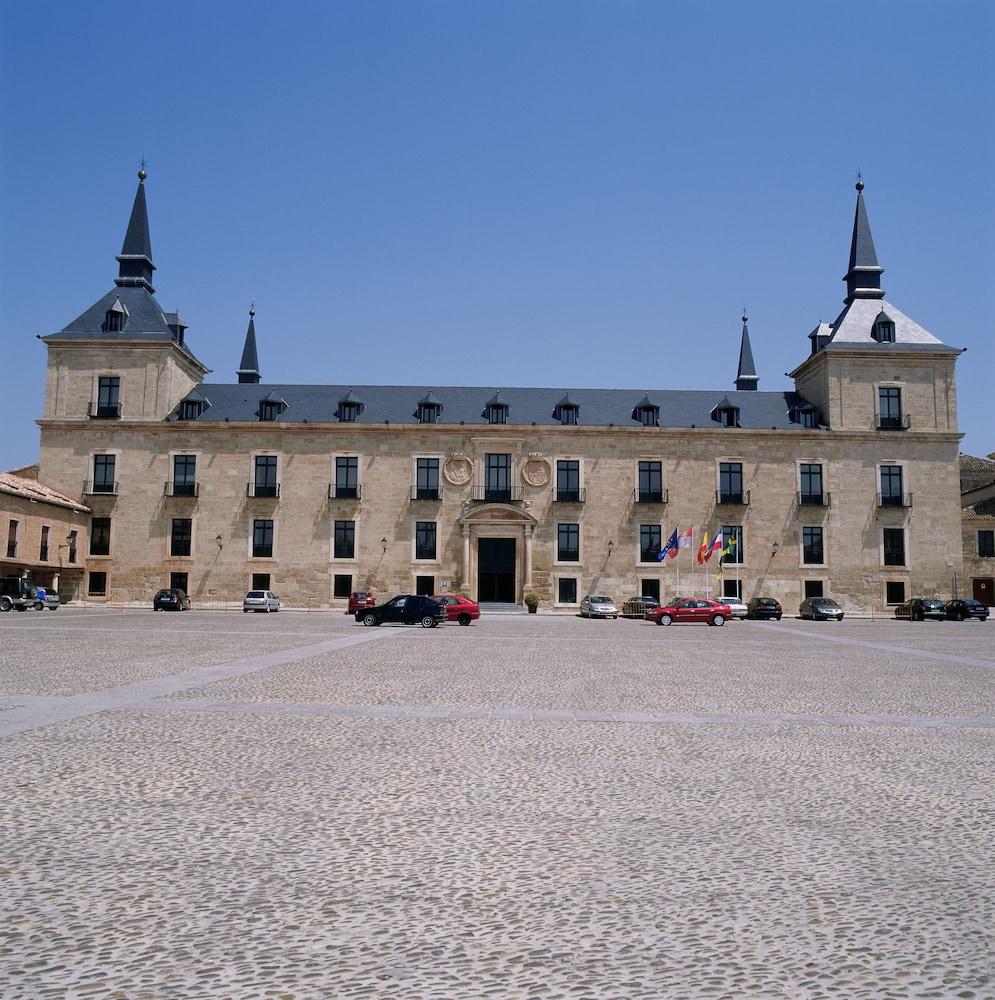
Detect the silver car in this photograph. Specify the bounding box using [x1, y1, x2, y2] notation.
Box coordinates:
[242, 590, 281, 613]
[722, 596, 748, 619]
[580, 595, 618, 619]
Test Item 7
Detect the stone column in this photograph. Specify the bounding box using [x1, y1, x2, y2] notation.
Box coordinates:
[462, 526, 471, 594]
[525, 525, 534, 590]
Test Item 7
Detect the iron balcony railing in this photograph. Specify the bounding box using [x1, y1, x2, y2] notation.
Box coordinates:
[88, 401, 122, 418]
[875, 413, 912, 430]
[247, 482, 281, 498]
[410, 485, 443, 501]
[165, 481, 199, 497]
[84, 481, 119, 496]
[328, 484, 362, 500]
[469, 485, 525, 503]
[716, 489, 750, 506]
[632, 488, 668, 504]
[797, 491, 831, 507]
[876, 492, 913, 509]
[554, 488, 587, 503]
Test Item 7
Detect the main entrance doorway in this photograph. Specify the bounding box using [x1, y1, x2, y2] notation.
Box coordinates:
[478, 538, 516, 602]
[973, 577, 993, 605]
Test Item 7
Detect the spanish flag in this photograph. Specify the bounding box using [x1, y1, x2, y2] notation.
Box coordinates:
[697, 530, 710, 565]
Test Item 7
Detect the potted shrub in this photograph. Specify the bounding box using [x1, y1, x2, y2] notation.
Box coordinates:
[524, 592, 540, 614]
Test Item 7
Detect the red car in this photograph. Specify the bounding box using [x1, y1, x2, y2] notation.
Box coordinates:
[647, 598, 732, 626]
[347, 591, 376, 615]
[433, 594, 480, 626]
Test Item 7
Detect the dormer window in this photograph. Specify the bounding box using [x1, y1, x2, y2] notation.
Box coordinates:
[484, 404, 508, 425]
[336, 391, 365, 422]
[103, 299, 128, 333]
[631, 396, 659, 427]
[416, 403, 441, 424]
[552, 396, 579, 425]
[260, 401, 283, 421]
[178, 400, 203, 420]
[798, 406, 818, 428]
[714, 406, 740, 427]
[872, 310, 896, 343]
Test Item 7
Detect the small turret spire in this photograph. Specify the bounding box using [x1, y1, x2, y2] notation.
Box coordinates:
[115, 167, 156, 293]
[237, 304, 261, 384]
[735, 310, 759, 391]
[843, 177, 884, 304]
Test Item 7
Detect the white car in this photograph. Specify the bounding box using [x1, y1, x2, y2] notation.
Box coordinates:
[579, 595, 618, 619]
[722, 597, 748, 619]
[242, 590, 281, 613]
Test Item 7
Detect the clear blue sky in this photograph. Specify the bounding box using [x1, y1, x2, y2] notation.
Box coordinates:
[1, 1, 992, 471]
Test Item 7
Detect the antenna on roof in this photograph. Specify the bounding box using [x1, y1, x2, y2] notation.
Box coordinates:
[138, 156, 147, 181]
[855, 168, 863, 192]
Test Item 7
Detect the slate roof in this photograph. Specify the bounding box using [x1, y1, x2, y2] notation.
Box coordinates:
[238, 313, 260, 376]
[847, 188, 880, 272]
[0, 472, 90, 512]
[120, 180, 153, 261]
[169, 384, 817, 429]
[735, 316, 758, 388]
[826, 296, 948, 347]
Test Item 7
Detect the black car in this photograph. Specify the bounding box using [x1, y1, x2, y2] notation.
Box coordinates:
[153, 588, 191, 611]
[943, 599, 989, 622]
[0, 576, 39, 612]
[746, 597, 782, 620]
[358, 594, 446, 628]
[895, 597, 945, 622]
[799, 597, 844, 621]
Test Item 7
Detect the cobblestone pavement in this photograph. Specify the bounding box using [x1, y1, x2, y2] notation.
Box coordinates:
[1, 609, 992, 998]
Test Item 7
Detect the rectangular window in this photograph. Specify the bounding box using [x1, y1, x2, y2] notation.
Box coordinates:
[253, 456, 279, 497]
[96, 376, 120, 417]
[415, 575, 434, 596]
[172, 455, 197, 496]
[68, 530, 77, 564]
[719, 462, 743, 503]
[722, 578, 742, 600]
[880, 465, 904, 506]
[558, 577, 577, 604]
[641, 578, 661, 601]
[804, 579, 824, 599]
[885, 581, 906, 605]
[170, 572, 188, 593]
[5, 520, 17, 559]
[799, 463, 823, 504]
[252, 519, 274, 558]
[334, 520, 355, 559]
[92, 454, 116, 493]
[556, 460, 581, 502]
[637, 461, 663, 502]
[720, 525, 743, 564]
[39, 525, 50, 562]
[88, 571, 107, 596]
[415, 521, 437, 560]
[90, 517, 111, 556]
[883, 528, 906, 566]
[557, 523, 580, 562]
[802, 526, 824, 565]
[978, 530, 995, 558]
[485, 454, 511, 501]
[333, 573, 352, 599]
[639, 524, 661, 563]
[416, 458, 440, 500]
[878, 387, 903, 429]
[335, 457, 359, 498]
[252, 573, 271, 591]
[170, 518, 192, 557]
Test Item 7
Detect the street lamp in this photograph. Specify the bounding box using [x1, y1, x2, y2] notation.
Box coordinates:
[607, 538, 615, 557]
[216, 534, 224, 550]
[380, 536, 388, 553]
[770, 541, 780, 557]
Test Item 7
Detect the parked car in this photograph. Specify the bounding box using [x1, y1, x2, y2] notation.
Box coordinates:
[242, 590, 280, 613]
[358, 594, 446, 628]
[648, 598, 732, 626]
[722, 596, 749, 619]
[153, 588, 191, 611]
[33, 589, 61, 611]
[943, 599, 989, 622]
[347, 591, 376, 615]
[0, 576, 39, 612]
[579, 595, 619, 619]
[799, 597, 844, 621]
[746, 597, 783, 620]
[895, 597, 945, 622]
[621, 596, 660, 618]
[433, 594, 480, 626]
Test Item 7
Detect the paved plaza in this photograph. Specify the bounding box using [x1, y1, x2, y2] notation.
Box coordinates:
[0, 609, 992, 999]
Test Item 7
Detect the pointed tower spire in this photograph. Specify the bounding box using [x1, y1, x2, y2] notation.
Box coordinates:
[237, 304, 261, 384]
[115, 166, 156, 293]
[735, 311, 759, 391]
[843, 176, 884, 304]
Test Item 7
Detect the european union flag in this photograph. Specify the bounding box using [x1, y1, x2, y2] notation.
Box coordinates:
[658, 527, 679, 560]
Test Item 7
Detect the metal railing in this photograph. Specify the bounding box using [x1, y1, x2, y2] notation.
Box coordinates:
[469, 485, 525, 502]
[410, 485, 443, 501]
[797, 491, 831, 507]
[328, 484, 362, 500]
[246, 482, 281, 498]
[165, 481, 199, 497]
[83, 481, 119, 496]
[554, 488, 586, 502]
[88, 401, 121, 418]
[632, 488, 668, 504]
[716, 489, 750, 506]
[875, 413, 911, 430]
[876, 492, 913, 508]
